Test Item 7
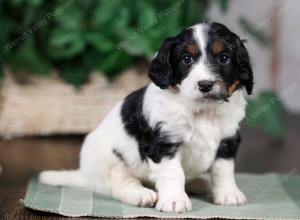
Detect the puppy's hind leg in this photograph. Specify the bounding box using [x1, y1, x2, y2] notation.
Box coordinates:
[109, 163, 158, 207]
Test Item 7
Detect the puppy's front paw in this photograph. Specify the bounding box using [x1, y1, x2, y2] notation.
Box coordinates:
[121, 187, 158, 207]
[213, 187, 246, 206]
[136, 188, 158, 207]
[156, 191, 192, 213]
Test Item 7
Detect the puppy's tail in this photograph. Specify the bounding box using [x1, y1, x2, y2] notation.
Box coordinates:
[39, 170, 86, 188]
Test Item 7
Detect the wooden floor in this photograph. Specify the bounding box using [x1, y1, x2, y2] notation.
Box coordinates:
[0, 114, 299, 219]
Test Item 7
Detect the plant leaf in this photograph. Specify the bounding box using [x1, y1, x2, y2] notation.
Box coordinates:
[9, 38, 51, 74]
[92, 0, 123, 26]
[246, 90, 284, 138]
[48, 28, 85, 59]
[85, 32, 114, 53]
[52, 1, 82, 30]
[138, 2, 157, 31]
[61, 63, 87, 88]
[122, 34, 153, 58]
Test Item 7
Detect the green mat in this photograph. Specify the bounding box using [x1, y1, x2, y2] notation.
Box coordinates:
[22, 173, 300, 219]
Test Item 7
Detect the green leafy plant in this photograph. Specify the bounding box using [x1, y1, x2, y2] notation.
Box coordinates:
[0, 0, 215, 87]
[245, 91, 284, 138]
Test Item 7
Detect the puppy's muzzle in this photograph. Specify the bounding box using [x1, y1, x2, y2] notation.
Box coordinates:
[197, 80, 214, 93]
[199, 80, 229, 102]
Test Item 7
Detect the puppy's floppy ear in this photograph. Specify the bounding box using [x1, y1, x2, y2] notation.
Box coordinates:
[148, 37, 177, 89]
[236, 39, 254, 95]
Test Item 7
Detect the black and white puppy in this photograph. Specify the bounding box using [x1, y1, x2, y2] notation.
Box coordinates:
[40, 22, 253, 213]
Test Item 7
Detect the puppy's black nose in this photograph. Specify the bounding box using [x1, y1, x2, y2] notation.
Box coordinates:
[198, 80, 214, 93]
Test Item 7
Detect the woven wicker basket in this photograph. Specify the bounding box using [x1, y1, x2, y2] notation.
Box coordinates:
[0, 68, 149, 138]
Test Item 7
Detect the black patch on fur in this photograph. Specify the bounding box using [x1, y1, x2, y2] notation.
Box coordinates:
[112, 148, 128, 166]
[148, 28, 201, 89]
[207, 22, 254, 95]
[121, 87, 181, 163]
[216, 131, 241, 159]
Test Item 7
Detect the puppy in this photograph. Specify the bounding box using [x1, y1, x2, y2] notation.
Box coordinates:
[39, 22, 253, 213]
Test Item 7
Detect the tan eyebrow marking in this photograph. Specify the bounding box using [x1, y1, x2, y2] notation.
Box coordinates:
[186, 43, 200, 56]
[211, 41, 224, 54]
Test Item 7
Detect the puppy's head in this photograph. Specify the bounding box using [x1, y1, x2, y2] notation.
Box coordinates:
[149, 22, 253, 102]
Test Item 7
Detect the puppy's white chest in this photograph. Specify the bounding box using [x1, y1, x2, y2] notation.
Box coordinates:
[181, 113, 223, 178]
[183, 98, 246, 177]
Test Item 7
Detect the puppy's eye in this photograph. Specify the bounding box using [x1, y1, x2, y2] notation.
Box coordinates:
[218, 54, 231, 65]
[182, 55, 194, 65]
